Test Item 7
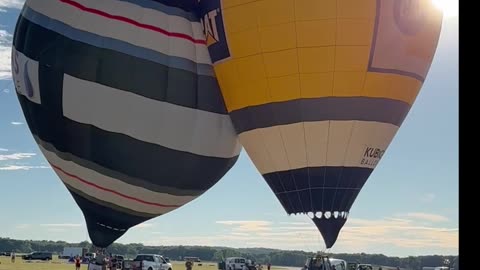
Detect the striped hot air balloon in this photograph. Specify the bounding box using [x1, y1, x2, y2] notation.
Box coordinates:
[199, 0, 443, 248]
[12, 0, 241, 248]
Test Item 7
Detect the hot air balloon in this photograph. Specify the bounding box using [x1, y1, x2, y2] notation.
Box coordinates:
[199, 0, 443, 248]
[11, 0, 241, 248]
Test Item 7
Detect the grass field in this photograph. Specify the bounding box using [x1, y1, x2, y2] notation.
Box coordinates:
[0, 258, 217, 270]
[0, 257, 287, 270]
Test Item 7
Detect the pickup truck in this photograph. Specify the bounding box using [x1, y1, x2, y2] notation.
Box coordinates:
[123, 254, 172, 270]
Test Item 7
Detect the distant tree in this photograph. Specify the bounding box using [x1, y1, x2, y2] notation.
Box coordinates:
[0, 237, 457, 269]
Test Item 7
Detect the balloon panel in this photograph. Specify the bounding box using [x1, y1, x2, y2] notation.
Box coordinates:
[12, 0, 241, 248]
[200, 0, 443, 248]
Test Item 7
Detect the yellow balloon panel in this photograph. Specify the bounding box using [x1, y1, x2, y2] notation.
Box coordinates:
[206, 0, 442, 112]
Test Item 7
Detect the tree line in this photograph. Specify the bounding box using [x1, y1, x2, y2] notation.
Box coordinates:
[0, 238, 457, 270]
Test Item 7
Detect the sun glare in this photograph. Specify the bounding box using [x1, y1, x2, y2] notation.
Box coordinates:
[432, 0, 459, 17]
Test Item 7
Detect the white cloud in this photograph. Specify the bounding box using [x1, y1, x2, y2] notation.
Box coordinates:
[47, 228, 68, 233]
[0, 29, 12, 80]
[16, 223, 82, 233]
[0, 0, 25, 79]
[0, 152, 36, 161]
[132, 223, 154, 229]
[278, 222, 310, 226]
[142, 223, 458, 255]
[398, 212, 449, 223]
[206, 215, 458, 255]
[216, 220, 271, 225]
[3, 88, 9, 93]
[230, 232, 249, 236]
[15, 224, 31, 229]
[420, 193, 436, 203]
[0, 0, 24, 9]
[332, 217, 457, 251]
[438, 228, 458, 232]
[11, 121, 24, 125]
[0, 148, 7, 151]
[275, 226, 314, 231]
[0, 165, 50, 170]
[0, 8, 6, 12]
[216, 220, 272, 232]
[40, 224, 83, 227]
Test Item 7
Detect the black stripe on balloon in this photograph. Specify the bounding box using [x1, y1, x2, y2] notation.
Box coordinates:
[229, 97, 410, 133]
[36, 138, 204, 196]
[12, 15, 227, 114]
[18, 94, 238, 194]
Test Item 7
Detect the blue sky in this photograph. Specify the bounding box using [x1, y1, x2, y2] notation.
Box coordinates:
[0, 0, 458, 257]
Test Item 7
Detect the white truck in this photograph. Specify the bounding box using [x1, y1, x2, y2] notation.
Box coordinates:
[61, 247, 86, 259]
[219, 257, 257, 270]
[123, 254, 172, 270]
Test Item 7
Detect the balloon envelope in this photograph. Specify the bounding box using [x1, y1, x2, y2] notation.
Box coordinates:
[12, 0, 240, 248]
[199, 0, 443, 248]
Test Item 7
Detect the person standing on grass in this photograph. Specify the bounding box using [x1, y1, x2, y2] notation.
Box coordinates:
[185, 260, 193, 270]
[11, 252, 15, 263]
[186, 260, 194, 270]
[75, 255, 81, 270]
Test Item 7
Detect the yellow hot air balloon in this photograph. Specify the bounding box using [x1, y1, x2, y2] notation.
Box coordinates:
[199, 0, 443, 248]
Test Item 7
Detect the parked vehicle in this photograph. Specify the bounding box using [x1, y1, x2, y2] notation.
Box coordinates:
[123, 254, 172, 270]
[22, 252, 53, 261]
[60, 247, 87, 259]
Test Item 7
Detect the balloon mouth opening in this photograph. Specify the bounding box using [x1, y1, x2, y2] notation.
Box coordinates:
[304, 211, 349, 220]
[309, 212, 349, 249]
[86, 221, 129, 249]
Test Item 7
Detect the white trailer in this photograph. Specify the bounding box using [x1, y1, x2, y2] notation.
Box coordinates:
[62, 247, 84, 258]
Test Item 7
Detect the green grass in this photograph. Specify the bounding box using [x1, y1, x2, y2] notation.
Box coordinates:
[0, 258, 211, 270]
[0, 258, 285, 270]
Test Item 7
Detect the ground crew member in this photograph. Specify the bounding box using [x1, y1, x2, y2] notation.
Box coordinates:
[186, 260, 194, 270]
